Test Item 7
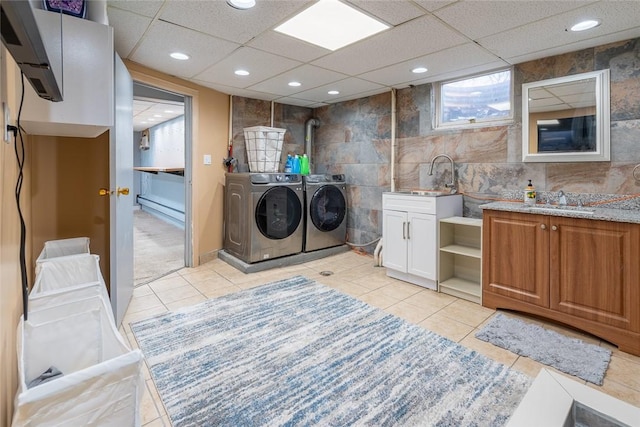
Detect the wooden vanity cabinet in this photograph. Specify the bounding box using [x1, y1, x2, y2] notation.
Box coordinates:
[483, 209, 640, 356]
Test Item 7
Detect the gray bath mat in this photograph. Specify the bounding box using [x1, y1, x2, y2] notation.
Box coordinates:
[475, 313, 611, 385]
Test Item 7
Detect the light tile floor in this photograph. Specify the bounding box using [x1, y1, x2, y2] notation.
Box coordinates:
[119, 251, 640, 426]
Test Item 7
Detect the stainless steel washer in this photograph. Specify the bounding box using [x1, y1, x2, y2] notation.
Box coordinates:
[224, 173, 303, 263]
[303, 174, 347, 252]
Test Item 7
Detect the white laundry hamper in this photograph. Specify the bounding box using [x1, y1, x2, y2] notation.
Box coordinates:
[30, 253, 113, 324]
[243, 126, 286, 172]
[35, 237, 91, 275]
[12, 295, 144, 427]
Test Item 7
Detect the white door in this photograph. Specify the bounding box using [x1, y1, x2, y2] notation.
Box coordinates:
[110, 54, 134, 325]
[407, 212, 437, 280]
[382, 210, 408, 272]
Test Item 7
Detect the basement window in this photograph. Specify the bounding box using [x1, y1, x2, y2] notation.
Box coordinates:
[434, 68, 513, 129]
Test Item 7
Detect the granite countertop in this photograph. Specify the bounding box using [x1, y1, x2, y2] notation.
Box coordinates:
[480, 201, 640, 224]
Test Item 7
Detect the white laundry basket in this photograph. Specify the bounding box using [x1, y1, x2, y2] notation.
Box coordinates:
[30, 254, 113, 324]
[35, 237, 91, 274]
[243, 126, 286, 172]
[12, 295, 144, 427]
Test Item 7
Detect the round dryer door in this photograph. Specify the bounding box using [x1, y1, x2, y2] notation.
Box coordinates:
[310, 186, 346, 232]
[255, 187, 302, 239]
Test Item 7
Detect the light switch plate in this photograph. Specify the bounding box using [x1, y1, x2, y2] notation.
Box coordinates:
[203, 154, 212, 165]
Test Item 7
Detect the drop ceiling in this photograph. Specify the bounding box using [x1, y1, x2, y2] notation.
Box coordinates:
[107, 0, 640, 108]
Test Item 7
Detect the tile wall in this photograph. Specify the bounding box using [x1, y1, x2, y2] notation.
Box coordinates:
[231, 37, 640, 252]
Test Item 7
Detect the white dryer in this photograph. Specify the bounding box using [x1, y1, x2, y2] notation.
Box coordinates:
[303, 174, 347, 252]
[224, 173, 304, 263]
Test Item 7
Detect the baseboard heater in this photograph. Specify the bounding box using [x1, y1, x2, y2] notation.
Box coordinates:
[137, 195, 185, 224]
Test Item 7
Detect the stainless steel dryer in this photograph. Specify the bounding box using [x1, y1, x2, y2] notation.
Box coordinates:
[224, 173, 304, 263]
[303, 174, 347, 252]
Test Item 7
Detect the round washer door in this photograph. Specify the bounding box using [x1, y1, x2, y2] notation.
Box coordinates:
[255, 186, 302, 239]
[310, 186, 346, 232]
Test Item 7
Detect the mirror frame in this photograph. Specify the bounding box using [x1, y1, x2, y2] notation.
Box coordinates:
[522, 69, 610, 163]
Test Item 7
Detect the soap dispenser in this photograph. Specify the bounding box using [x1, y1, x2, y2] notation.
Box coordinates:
[524, 180, 536, 205]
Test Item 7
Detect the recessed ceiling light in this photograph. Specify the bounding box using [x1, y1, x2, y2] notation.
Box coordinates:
[235, 69, 250, 76]
[226, 0, 255, 9]
[288, 81, 302, 87]
[164, 110, 174, 113]
[570, 19, 600, 32]
[275, 0, 389, 51]
[328, 90, 340, 95]
[154, 114, 162, 117]
[148, 118, 155, 122]
[412, 67, 428, 74]
[170, 52, 190, 60]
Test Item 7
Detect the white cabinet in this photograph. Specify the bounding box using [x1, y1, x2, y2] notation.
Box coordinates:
[382, 193, 462, 290]
[21, 9, 114, 138]
[438, 217, 482, 304]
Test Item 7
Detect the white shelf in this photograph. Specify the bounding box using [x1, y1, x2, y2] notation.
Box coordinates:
[439, 278, 481, 304]
[440, 244, 481, 258]
[438, 216, 482, 304]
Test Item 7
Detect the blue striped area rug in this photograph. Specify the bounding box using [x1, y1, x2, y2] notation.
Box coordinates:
[131, 276, 531, 426]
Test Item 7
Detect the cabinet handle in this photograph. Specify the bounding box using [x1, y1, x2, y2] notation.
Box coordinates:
[540, 224, 547, 230]
[407, 221, 411, 240]
[552, 225, 558, 231]
[402, 222, 406, 239]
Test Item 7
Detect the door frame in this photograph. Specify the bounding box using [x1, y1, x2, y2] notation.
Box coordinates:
[127, 68, 197, 267]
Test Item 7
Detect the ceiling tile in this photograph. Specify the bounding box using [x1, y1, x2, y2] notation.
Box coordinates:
[248, 65, 349, 97]
[359, 43, 507, 87]
[272, 96, 320, 108]
[412, 0, 458, 13]
[194, 47, 302, 89]
[312, 15, 468, 76]
[433, 0, 592, 40]
[107, 0, 164, 18]
[247, 31, 331, 63]
[291, 77, 385, 104]
[130, 20, 240, 79]
[158, 0, 311, 44]
[107, 7, 152, 58]
[478, 1, 640, 63]
[347, 0, 427, 25]
[193, 80, 280, 102]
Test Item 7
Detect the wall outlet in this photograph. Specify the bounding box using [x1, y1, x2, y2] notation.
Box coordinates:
[203, 154, 212, 165]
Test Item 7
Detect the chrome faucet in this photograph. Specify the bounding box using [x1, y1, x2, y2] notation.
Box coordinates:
[428, 154, 456, 193]
[558, 190, 568, 206]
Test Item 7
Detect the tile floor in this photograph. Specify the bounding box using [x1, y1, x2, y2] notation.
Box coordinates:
[119, 250, 640, 426]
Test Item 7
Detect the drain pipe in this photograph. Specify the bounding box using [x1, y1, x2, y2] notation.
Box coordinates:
[374, 89, 396, 267]
[390, 88, 397, 192]
[305, 118, 321, 171]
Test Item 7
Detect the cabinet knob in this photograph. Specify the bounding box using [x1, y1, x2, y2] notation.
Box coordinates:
[540, 224, 547, 230]
[552, 225, 558, 231]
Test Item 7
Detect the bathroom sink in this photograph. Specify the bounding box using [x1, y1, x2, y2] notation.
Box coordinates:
[527, 206, 595, 215]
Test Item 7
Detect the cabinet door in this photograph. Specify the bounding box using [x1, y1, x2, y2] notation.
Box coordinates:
[483, 210, 549, 307]
[407, 212, 437, 279]
[550, 217, 640, 331]
[382, 210, 408, 272]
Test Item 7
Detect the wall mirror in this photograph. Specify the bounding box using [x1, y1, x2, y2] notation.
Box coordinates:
[522, 69, 610, 162]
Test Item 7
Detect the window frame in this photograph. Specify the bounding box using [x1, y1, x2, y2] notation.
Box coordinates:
[434, 67, 514, 130]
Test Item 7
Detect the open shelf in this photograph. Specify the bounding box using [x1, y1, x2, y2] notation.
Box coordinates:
[438, 217, 482, 304]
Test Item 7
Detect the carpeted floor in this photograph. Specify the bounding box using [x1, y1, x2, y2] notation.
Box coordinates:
[475, 313, 611, 385]
[134, 209, 184, 286]
[131, 276, 531, 426]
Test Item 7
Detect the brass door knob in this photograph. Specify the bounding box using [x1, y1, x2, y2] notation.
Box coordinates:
[98, 188, 113, 196]
[540, 224, 546, 230]
[117, 187, 130, 196]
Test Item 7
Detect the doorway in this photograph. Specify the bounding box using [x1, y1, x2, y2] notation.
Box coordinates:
[132, 82, 191, 285]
